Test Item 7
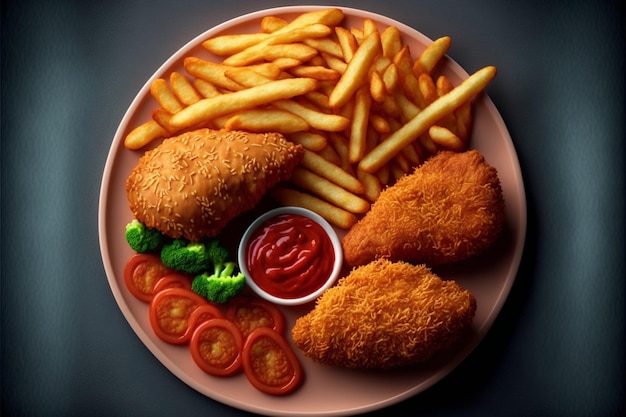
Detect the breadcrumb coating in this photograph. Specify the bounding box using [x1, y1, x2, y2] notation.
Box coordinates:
[126, 128, 303, 241]
[291, 259, 476, 369]
[342, 150, 505, 267]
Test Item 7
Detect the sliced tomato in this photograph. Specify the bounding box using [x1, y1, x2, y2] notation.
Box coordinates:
[153, 273, 192, 294]
[190, 318, 243, 377]
[124, 254, 174, 303]
[242, 327, 303, 395]
[226, 296, 286, 338]
[149, 288, 208, 344]
[188, 303, 223, 333]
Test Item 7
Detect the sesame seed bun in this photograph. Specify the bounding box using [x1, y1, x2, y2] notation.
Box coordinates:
[126, 128, 303, 241]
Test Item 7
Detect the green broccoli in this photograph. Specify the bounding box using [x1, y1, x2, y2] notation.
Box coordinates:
[160, 238, 213, 275]
[191, 261, 246, 304]
[125, 219, 165, 253]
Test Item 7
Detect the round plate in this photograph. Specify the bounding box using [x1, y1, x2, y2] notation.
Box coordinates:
[99, 6, 526, 416]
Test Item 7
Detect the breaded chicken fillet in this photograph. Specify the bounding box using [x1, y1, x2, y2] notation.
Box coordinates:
[126, 128, 303, 241]
[292, 259, 476, 369]
[342, 150, 504, 267]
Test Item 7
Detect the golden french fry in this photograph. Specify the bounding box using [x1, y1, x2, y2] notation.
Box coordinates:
[455, 100, 472, 142]
[356, 168, 383, 202]
[303, 36, 343, 58]
[362, 18, 378, 37]
[290, 167, 370, 214]
[124, 120, 167, 150]
[382, 62, 399, 93]
[359, 65, 497, 173]
[369, 70, 385, 103]
[150, 78, 183, 113]
[270, 186, 358, 229]
[184, 57, 244, 91]
[287, 131, 328, 151]
[202, 33, 270, 56]
[393, 46, 426, 108]
[369, 113, 391, 134]
[328, 31, 381, 109]
[321, 52, 348, 73]
[300, 149, 364, 194]
[272, 99, 349, 131]
[289, 65, 340, 81]
[193, 79, 221, 99]
[428, 125, 465, 151]
[381, 25, 402, 58]
[302, 90, 331, 112]
[335, 26, 358, 62]
[281, 8, 344, 30]
[169, 72, 201, 106]
[414, 36, 451, 75]
[151, 108, 177, 133]
[261, 16, 288, 33]
[224, 108, 309, 133]
[349, 85, 371, 163]
[170, 77, 318, 129]
[350, 27, 364, 44]
[224, 67, 275, 87]
[418, 72, 438, 105]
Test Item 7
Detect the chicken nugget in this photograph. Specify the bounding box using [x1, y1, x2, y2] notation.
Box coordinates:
[126, 128, 303, 241]
[292, 259, 476, 369]
[342, 150, 504, 267]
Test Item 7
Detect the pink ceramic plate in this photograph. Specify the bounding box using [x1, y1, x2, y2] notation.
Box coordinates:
[99, 6, 526, 416]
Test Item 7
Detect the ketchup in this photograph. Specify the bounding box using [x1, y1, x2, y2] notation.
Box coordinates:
[246, 214, 335, 300]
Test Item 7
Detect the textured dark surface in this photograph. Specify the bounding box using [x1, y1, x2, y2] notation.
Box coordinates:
[1, 1, 624, 416]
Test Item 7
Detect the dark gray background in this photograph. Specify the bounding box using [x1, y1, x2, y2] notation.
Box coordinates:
[2, 1, 624, 416]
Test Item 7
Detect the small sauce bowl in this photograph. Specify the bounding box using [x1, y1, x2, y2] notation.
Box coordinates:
[238, 207, 343, 306]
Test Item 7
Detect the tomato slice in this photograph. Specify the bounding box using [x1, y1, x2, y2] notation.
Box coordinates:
[153, 273, 192, 294]
[242, 327, 303, 395]
[149, 288, 208, 344]
[187, 303, 223, 333]
[124, 254, 174, 303]
[190, 318, 243, 377]
[226, 296, 286, 338]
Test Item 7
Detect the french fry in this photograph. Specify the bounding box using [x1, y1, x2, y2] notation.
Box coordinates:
[261, 16, 288, 33]
[287, 131, 328, 151]
[269, 186, 358, 229]
[150, 78, 183, 113]
[369, 113, 391, 134]
[202, 33, 270, 56]
[414, 36, 451, 75]
[328, 31, 381, 109]
[290, 167, 370, 214]
[224, 67, 275, 87]
[224, 43, 319, 67]
[335, 27, 358, 62]
[124, 120, 167, 150]
[381, 25, 402, 58]
[418, 72, 438, 105]
[362, 18, 379, 37]
[349, 85, 371, 163]
[170, 77, 318, 129]
[184, 57, 244, 91]
[169, 72, 201, 106]
[193, 79, 221, 98]
[393, 46, 426, 108]
[428, 125, 464, 151]
[369, 71, 385, 103]
[359, 65, 497, 173]
[382, 62, 399, 93]
[300, 149, 364, 194]
[288, 65, 341, 81]
[151, 108, 177, 133]
[303, 36, 344, 58]
[224, 108, 309, 133]
[272, 99, 349, 131]
[356, 168, 383, 202]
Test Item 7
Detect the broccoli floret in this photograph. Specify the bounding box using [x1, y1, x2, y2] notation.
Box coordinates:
[191, 261, 246, 304]
[204, 237, 230, 265]
[125, 219, 165, 253]
[160, 238, 213, 275]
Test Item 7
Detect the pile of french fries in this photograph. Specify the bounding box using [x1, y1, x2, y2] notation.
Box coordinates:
[124, 8, 496, 229]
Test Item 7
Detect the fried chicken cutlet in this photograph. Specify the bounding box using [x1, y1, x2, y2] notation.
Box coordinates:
[126, 128, 303, 241]
[291, 259, 476, 369]
[342, 150, 504, 267]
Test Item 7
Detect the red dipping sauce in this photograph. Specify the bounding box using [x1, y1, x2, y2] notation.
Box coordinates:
[246, 213, 335, 300]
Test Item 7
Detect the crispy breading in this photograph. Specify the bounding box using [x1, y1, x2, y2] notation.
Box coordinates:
[291, 259, 476, 369]
[342, 150, 505, 267]
[126, 128, 303, 241]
